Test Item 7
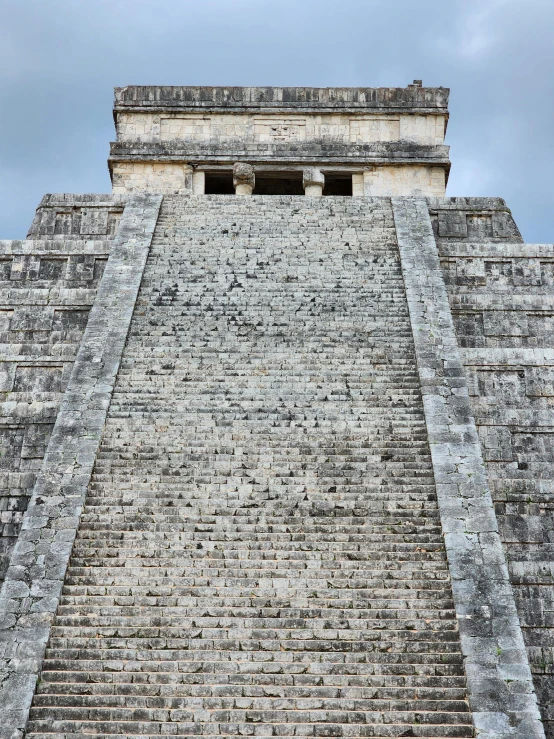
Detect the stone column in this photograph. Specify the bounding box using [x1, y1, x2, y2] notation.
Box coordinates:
[352, 173, 364, 197]
[192, 170, 205, 195]
[233, 163, 255, 196]
[303, 168, 324, 196]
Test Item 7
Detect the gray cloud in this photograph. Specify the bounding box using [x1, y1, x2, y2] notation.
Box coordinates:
[1, 0, 552, 240]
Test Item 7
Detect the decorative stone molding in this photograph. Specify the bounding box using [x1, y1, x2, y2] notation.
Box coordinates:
[27, 194, 125, 240]
[114, 85, 451, 112]
[233, 162, 255, 195]
[302, 167, 324, 196]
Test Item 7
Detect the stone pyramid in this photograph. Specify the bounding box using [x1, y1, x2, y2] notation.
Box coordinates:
[0, 84, 551, 739]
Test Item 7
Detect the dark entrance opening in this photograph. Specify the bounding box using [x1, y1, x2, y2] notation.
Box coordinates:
[254, 172, 304, 195]
[205, 172, 234, 194]
[324, 174, 352, 196]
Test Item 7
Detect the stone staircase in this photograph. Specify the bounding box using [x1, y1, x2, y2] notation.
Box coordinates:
[26, 195, 472, 738]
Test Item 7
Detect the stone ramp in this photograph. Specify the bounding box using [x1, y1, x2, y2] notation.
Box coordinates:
[26, 195, 471, 737]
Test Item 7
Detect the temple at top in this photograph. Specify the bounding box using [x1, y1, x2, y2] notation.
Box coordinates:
[109, 81, 450, 196]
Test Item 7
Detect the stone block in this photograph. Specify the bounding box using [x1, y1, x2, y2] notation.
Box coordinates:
[456, 257, 486, 285]
[483, 311, 529, 337]
[492, 211, 519, 238]
[478, 425, 514, 462]
[12, 366, 64, 394]
[438, 211, 468, 238]
[526, 367, 554, 397]
[467, 214, 494, 240]
[476, 369, 526, 399]
[80, 208, 109, 236]
[514, 258, 542, 286]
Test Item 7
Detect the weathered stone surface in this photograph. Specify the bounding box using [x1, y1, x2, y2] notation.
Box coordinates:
[0, 237, 113, 585]
[232, 161, 255, 195]
[432, 198, 554, 738]
[0, 194, 161, 739]
[26, 194, 125, 240]
[110, 84, 451, 195]
[25, 195, 473, 738]
[114, 85, 450, 109]
[428, 198, 522, 243]
[1, 84, 553, 739]
[393, 197, 545, 739]
[303, 167, 324, 195]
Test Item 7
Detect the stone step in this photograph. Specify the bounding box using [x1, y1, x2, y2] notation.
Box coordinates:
[37, 672, 467, 688]
[66, 540, 445, 552]
[27, 195, 470, 738]
[51, 614, 457, 628]
[30, 694, 470, 712]
[27, 725, 473, 739]
[35, 683, 467, 700]
[28, 706, 472, 724]
[61, 558, 449, 572]
[40, 658, 466, 675]
[54, 602, 455, 617]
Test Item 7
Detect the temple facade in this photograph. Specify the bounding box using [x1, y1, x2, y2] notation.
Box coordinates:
[109, 83, 450, 197]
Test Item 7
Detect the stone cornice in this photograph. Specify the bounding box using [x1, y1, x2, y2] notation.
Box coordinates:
[108, 140, 450, 168]
[113, 85, 450, 114]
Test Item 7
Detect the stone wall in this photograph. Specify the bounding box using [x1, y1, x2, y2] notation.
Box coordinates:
[1, 187, 552, 738]
[111, 162, 193, 194]
[115, 111, 446, 146]
[363, 165, 446, 196]
[111, 160, 448, 196]
[0, 195, 125, 585]
[431, 196, 554, 737]
[27, 194, 125, 239]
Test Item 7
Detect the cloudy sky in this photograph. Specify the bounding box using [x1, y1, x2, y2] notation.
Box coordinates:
[1, 0, 553, 241]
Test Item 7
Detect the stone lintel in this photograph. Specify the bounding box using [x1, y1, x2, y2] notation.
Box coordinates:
[392, 197, 546, 739]
[109, 158, 451, 178]
[109, 142, 450, 163]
